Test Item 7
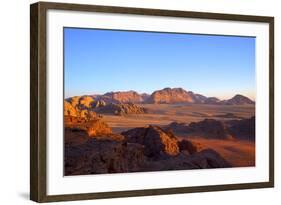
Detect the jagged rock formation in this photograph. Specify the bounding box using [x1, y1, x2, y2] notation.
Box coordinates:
[64, 120, 232, 175]
[64, 100, 97, 120]
[143, 87, 254, 105]
[66, 88, 254, 105]
[85, 119, 113, 137]
[65, 116, 112, 137]
[122, 125, 179, 158]
[146, 87, 197, 104]
[96, 103, 147, 115]
[64, 101, 78, 117]
[98, 91, 147, 104]
[79, 96, 95, 109]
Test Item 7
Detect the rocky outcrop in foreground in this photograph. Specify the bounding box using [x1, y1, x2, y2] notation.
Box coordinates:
[65, 121, 231, 175]
[122, 126, 179, 158]
[65, 139, 145, 175]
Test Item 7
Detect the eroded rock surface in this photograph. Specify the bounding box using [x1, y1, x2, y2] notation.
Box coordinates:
[122, 125, 179, 158]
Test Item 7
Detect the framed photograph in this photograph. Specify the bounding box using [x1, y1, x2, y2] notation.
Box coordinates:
[30, 1, 274, 202]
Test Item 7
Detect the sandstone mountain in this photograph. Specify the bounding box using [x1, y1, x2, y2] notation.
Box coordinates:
[222, 94, 254, 105]
[146, 88, 198, 104]
[97, 91, 147, 104]
[143, 87, 254, 105]
[64, 100, 97, 120]
[66, 88, 254, 105]
[96, 103, 147, 115]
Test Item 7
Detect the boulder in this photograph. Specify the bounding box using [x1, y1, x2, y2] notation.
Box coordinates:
[122, 125, 179, 158]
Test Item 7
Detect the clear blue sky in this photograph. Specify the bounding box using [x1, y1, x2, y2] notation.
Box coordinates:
[64, 28, 255, 100]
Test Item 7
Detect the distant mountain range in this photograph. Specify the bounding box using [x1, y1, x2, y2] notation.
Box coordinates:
[66, 87, 255, 105]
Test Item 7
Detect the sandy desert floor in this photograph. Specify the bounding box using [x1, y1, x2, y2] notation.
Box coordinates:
[101, 104, 255, 167]
[182, 137, 255, 167]
[103, 104, 255, 133]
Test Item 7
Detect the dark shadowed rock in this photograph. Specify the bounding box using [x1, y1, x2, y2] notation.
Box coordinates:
[64, 127, 89, 146]
[141, 148, 231, 171]
[185, 149, 231, 168]
[65, 139, 145, 175]
[168, 117, 255, 141]
[178, 139, 198, 154]
[122, 125, 179, 158]
[167, 122, 189, 134]
[185, 119, 232, 139]
[227, 116, 255, 140]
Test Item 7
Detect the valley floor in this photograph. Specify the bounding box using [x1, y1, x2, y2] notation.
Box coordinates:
[184, 137, 255, 167]
[102, 104, 255, 167]
[103, 104, 255, 133]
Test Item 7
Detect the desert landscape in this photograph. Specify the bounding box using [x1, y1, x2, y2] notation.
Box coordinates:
[64, 88, 255, 175]
[63, 28, 255, 176]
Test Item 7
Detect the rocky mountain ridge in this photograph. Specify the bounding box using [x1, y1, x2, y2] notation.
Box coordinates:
[66, 87, 254, 105]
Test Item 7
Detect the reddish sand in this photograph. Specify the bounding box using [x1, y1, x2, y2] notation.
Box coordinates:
[185, 137, 255, 167]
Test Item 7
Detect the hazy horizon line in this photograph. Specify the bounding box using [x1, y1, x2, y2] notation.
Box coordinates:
[65, 87, 255, 101]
